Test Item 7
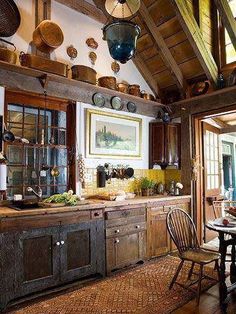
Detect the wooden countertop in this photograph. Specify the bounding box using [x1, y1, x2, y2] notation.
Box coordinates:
[0, 195, 191, 219]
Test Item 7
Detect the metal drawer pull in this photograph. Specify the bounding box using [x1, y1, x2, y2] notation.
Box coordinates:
[114, 239, 120, 244]
[94, 212, 100, 217]
[136, 225, 140, 229]
[115, 229, 120, 233]
[56, 241, 60, 246]
[60, 241, 65, 245]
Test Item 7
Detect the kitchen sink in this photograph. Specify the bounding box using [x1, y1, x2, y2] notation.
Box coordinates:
[9, 202, 44, 211]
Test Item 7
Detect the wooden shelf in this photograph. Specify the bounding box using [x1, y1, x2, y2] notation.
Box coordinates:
[0, 61, 166, 117]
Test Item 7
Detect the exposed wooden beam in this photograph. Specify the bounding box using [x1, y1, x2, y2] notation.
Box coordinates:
[170, 0, 218, 86]
[133, 54, 161, 97]
[92, 0, 162, 97]
[214, 0, 236, 51]
[54, 0, 106, 24]
[138, 2, 186, 92]
[211, 117, 229, 128]
[220, 125, 236, 134]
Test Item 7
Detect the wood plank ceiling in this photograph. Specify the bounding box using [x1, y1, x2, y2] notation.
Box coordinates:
[55, 0, 234, 102]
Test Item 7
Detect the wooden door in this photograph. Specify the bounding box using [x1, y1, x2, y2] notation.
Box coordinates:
[202, 122, 221, 242]
[60, 221, 98, 282]
[166, 124, 181, 168]
[15, 226, 60, 298]
[149, 123, 165, 168]
[147, 207, 170, 258]
[106, 231, 146, 273]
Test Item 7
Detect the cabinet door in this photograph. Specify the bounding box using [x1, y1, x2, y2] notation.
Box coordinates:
[166, 124, 180, 167]
[106, 231, 146, 273]
[15, 226, 60, 298]
[149, 123, 165, 168]
[60, 220, 104, 282]
[147, 208, 170, 258]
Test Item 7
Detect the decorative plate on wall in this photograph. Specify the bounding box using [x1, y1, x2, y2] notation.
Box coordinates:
[92, 93, 105, 107]
[111, 96, 123, 110]
[127, 102, 136, 113]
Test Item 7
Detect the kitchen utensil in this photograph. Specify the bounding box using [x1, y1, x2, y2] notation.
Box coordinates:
[92, 93, 105, 107]
[33, 20, 64, 54]
[111, 61, 120, 74]
[0, 38, 17, 64]
[71, 65, 97, 85]
[2, 124, 15, 142]
[191, 81, 210, 96]
[98, 76, 117, 90]
[89, 51, 97, 65]
[20, 52, 68, 77]
[141, 91, 155, 101]
[0, 0, 21, 37]
[86, 38, 98, 49]
[124, 167, 134, 179]
[67, 45, 77, 60]
[129, 84, 141, 97]
[51, 166, 60, 177]
[117, 82, 129, 94]
[110, 96, 123, 110]
[127, 102, 136, 113]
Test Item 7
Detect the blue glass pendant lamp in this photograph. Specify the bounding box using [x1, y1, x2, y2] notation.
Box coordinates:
[103, 0, 141, 64]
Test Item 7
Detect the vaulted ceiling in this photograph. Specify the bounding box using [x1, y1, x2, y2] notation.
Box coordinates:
[55, 0, 236, 102]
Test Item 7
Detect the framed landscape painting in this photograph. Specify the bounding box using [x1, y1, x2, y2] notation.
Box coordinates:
[86, 109, 142, 159]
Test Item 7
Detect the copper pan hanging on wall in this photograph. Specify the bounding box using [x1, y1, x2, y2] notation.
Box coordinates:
[33, 20, 64, 54]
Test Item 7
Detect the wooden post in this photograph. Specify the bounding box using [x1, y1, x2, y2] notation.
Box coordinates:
[34, 0, 51, 59]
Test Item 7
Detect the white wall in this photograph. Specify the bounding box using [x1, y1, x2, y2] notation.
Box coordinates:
[76, 102, 154, 193]
[4, 0, 152, 93]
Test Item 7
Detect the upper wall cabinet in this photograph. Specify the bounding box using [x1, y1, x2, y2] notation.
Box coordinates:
[149, 122, 181, 169]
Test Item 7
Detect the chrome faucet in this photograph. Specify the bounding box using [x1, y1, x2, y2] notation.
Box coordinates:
[27, 186, 43, 201]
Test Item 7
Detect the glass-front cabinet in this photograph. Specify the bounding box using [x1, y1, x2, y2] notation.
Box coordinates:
[5, 92, 75, 199]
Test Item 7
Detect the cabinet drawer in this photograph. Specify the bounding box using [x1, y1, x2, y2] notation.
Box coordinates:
[163, 203, 189, 213]
[106, 222, 146, 238]
[105, 214, 146, 228]
[90, 209, 103, 220]
[105, 207, 146, 220]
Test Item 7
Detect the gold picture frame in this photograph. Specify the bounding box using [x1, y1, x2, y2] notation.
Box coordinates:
[86, 109, 142, 159]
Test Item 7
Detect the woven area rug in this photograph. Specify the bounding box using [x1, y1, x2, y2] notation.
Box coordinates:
[9, 256, 218, 314]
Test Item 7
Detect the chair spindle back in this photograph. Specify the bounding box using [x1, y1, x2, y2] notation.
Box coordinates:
[166, 208, 200, 254]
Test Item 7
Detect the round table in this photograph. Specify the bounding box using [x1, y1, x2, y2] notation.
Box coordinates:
[206, 219, 236, 306]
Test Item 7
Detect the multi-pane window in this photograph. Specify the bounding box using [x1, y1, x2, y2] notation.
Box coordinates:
[224, 0, 236, 64]
[205, 130, 220, 190]
[6, 103, 69, 199]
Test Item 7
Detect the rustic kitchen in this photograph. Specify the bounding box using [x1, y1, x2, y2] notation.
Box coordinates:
[0, 0, 236, 313]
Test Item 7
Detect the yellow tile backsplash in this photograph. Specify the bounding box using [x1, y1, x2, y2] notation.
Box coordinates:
[82, 168, 181, 197]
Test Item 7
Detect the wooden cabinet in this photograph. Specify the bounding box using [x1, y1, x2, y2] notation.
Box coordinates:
[60, 220, 105, 282]
[149, 122, 180, 169]
[14, 226, 60, 299]
[0, 212, 105, 309]
[147, 200, 191, 259]
[105, 206, 146, 274]
[147, 207, 170, 258]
